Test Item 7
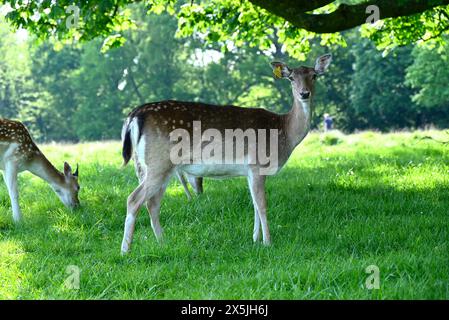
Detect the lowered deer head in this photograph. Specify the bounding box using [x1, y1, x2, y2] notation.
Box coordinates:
[54, 162, 80, 208]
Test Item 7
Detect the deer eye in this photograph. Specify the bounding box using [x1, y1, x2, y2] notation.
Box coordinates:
[312, 74, 318, 80]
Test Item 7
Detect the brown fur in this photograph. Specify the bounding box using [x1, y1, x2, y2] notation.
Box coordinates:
[125, 100, 290, 169]
[0, 118, 41, 163]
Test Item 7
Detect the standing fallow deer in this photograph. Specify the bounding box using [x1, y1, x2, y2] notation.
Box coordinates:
[0, 119, 80, 222]
[120, 54, 332, 254]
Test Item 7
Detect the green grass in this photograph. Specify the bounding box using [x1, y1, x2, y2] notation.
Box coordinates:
[0, 131, 448, 299]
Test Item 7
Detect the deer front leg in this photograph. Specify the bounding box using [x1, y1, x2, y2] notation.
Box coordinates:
[195, 177, 204, 194]
[247, 171, 270, 245]
[3, 161, 21, 223]
[176, 171, 192, 201]
[188, 176, 204, 195]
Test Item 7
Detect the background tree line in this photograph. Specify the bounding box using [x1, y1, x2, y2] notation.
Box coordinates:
[0, 5, 448, 142]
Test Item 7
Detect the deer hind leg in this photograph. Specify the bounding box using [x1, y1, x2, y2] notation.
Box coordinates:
[134, 158, 146, 183]
[145, 181, 169, 242]
[3, 161, 21, 223]
[121, 169, 172, 254]
[247, 171, 270, 245]
[121, 160, 146, 253]
[121, 182, 146, 254]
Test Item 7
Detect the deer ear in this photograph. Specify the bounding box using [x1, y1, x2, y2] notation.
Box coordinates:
[315, 54, 332, 75]
[270, 62, 292, 79]
[73, 164, 79, 177]
[64, 162, 72, 177]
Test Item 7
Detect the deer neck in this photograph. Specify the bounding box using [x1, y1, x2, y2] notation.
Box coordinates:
[284, 91, 312, 150]
[28, 152, 65, 189]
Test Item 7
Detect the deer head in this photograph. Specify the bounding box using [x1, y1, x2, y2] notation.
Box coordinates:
[53, 162, 80, 208]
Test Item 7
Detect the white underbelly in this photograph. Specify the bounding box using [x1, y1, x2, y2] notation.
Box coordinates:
[180, 164, 248, 178]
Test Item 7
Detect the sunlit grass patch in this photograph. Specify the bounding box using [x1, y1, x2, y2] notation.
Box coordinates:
[0, 240, 26, 299]
[0, 131, 448, 299]
[320, 130, 345, 146]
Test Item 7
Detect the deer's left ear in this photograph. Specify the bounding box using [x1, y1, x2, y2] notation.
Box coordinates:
[64, 162, 72, 177]
[315, 54, 332, 75]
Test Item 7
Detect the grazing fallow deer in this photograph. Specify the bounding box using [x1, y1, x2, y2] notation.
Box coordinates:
[120, 54, 332, 254]
[0, 119, 80, 222]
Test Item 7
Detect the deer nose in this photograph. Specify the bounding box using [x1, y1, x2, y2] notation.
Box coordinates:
[300, 91, 310, 100]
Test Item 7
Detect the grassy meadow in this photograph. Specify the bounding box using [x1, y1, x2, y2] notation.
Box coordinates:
[0, 130, 448, 299]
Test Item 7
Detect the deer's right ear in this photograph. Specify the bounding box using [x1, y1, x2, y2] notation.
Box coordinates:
[64, 162, 72, 177]
[315, 54, 332, 75]
[270, 62, 291, 79]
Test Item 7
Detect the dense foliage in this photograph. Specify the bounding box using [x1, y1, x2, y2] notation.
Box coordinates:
[0, 5, 448, 141]
[1, 0, 449, 59]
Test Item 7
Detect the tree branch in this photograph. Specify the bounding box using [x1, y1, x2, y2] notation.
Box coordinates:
[248, 0, 449, 33]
